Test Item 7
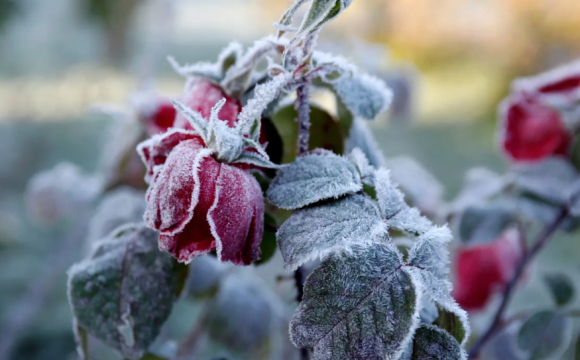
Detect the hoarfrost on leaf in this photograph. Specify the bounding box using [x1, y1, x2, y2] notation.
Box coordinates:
[236, 72, 292, 136]
[267, 153, 362, 209]
[67, 224, 179, 360]
[207, 274, 275, 354]
[374, 168, 405, 219]
[411, 324, 465, 360]
[330, 72, 393, 121]
[290, 243, 421, 360]
[293, 0, 355, 43]
[385, 156, 444, 215]
[388, 206, 433, 235]
[407, 226, 452, 279]
[345, 117, 386, 168]
[276, 194, 386, 271]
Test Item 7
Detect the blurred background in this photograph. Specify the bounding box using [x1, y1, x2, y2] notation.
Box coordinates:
[1, 0, 580, 359]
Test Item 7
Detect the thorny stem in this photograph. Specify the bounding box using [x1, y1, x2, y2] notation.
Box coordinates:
[292, 32, 318, 360]
[468, 203, 573, 358]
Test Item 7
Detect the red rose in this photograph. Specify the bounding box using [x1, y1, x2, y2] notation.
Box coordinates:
[173, 78, 241, 130]
[453, 229, 522, 311]
[138, 129, 264, 265]
[499, 94, 571, 162]
[513, 60, 580, 105]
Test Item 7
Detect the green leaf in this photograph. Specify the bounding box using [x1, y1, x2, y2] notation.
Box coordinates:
[290, 243, 420, 360]
[73, 321, 90, 360]
[207, 275, 274, 354]
[270, 104, 346, 164]
[277, 194, 386, 271]
[254, 229, 277, 265]
[458, 201, 516, 245]
[433, 308, 468, 345]
[267, 152, 362, 209]
[517, 310, 572, 360]
[68, 224, 178, 360]
[412, 324, 464, 360]
[544, 273, 575, 307]
[330, 73, 392, 121]
[295, 0, 354, 40]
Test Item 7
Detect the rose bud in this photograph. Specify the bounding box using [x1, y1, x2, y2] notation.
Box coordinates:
[138, 99, 278, 265]
[453, 228, 523, 311]
[499, 93, 571, 162]
[173, 77, 241, 130]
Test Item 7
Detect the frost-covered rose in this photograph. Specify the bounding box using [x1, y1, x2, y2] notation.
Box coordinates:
[453, 228, 522, 311]
[173, 77, 241, 130]
[499, 94, 571, 162]
[513, 60, 580, 105]
[138, 99, 277, 265]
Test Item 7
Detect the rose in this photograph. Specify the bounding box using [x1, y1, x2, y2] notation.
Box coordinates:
[499, 61, 580, 162]
[453, 229, 522, 311]
[173, 77, 241, 130]
[499, 93, 571, 161]
[138, 99, 278, 265]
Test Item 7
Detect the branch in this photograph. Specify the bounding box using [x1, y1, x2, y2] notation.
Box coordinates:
[468, 204, 572, 358]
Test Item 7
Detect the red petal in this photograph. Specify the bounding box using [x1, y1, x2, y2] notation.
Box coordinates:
[137, 129, 202, 181]
[173, 78, 241, 130]
[453, 229, 522, 311]
[144, 101, 177, 135]
[208, 165, 264, 265]
[144, 137, 216, 234]
[500, 95, 571, 161]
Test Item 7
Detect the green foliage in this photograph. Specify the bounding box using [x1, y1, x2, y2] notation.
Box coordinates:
[517, 310, 571, 360]
[543, 273, 575, 307]
[68, 224, 179, 359]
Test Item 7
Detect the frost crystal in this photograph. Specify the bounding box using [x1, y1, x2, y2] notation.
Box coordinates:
[345, 117, 386, 168]
[290, 243, 420, 360]
[277, 194, 386, 271]
[67, 224, 178, 360]
[412, 324, 466, 360]
[374, 168, 405, 219]
[292, 0, 355, 43]
[236, 72, 292, 136]
[331, 72, 393, 120]
[267, 153, 363, 209]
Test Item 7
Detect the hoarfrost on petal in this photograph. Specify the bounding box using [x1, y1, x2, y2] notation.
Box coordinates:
[208, 165, 264, 265]
[277, 194, 386, 271]
[267, 153, 362, 209]
[143, 138, 213, 234]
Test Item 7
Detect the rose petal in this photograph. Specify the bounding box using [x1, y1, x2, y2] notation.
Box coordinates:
[453, 229, 522, 311]
[137, 129, 202, 182]
[144, 101, 177, 135]
[499, 95, 571, 161]
[144, 138, 216, 234]
[513, 60, 580, 102]
[173, 77, 241, 130]
[208, 165, 264, 265]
